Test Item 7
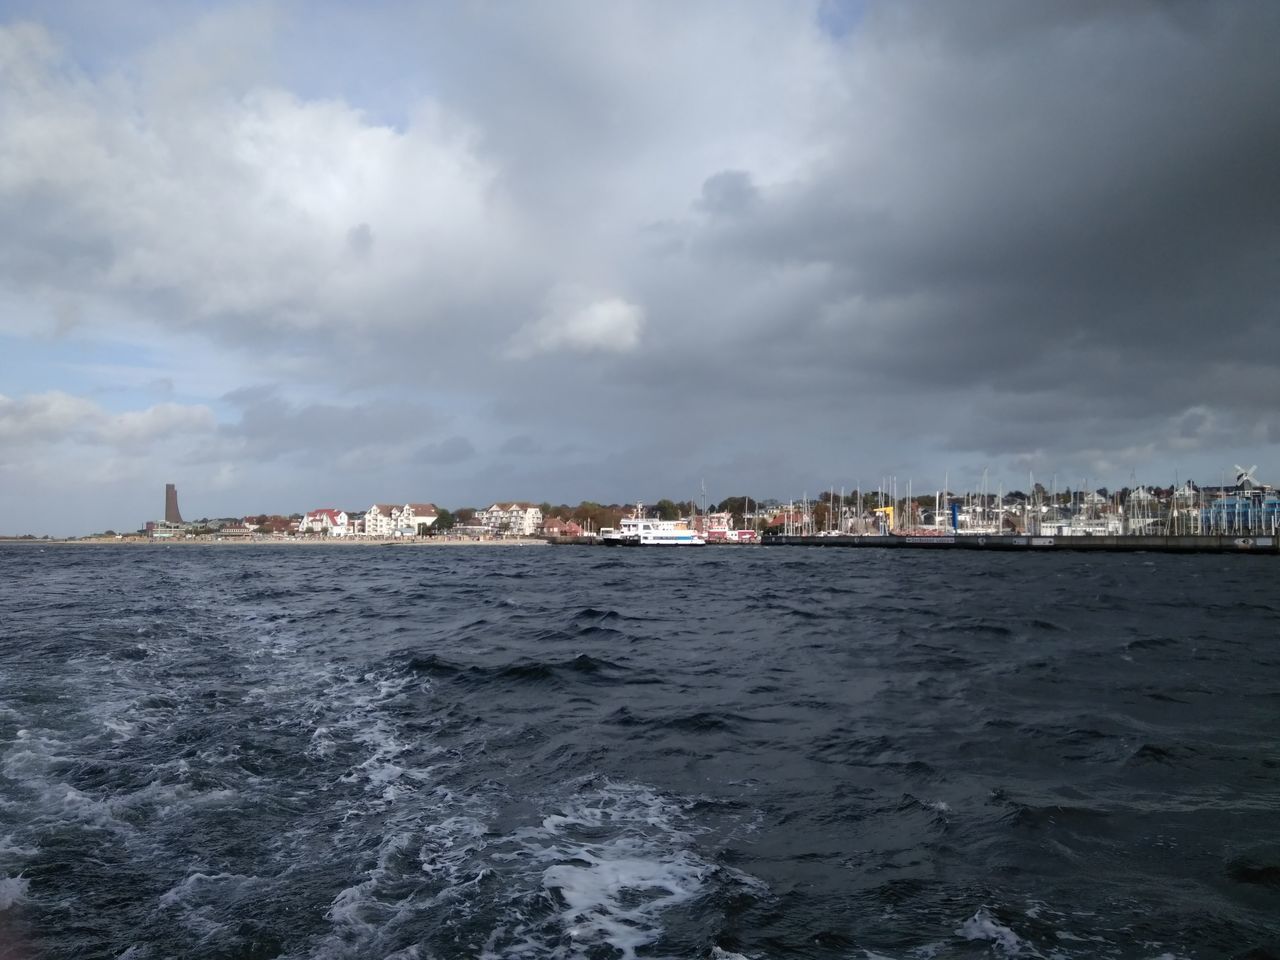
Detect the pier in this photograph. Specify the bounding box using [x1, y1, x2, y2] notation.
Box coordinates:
[760, 534, 1279, 554]
[549, 534, 1279, 553]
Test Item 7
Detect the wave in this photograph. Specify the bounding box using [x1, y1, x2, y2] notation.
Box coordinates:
[955, 907, 1030, 955]
[407, 654, 636, 689]
[1227, 858, 1280, 888]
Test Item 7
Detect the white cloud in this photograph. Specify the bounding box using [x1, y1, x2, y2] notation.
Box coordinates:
[100, 402, 217, 446]
[507, 286, 644, 359]
[0, 391, 215, 448]
[0, 22, 513, 346]
[0, 390, 97, 442]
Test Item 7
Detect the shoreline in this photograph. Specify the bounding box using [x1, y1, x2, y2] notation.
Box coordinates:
[0, 537, 551, 548]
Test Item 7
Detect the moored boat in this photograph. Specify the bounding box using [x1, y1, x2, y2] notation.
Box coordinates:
[600, 503, 706, 546]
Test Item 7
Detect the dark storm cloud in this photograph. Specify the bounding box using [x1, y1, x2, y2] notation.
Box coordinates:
[209, 387, 442, 461]
[610, 1, 1280, 477]
[412, 435, 476, 465]
[499, 435, 540, 456]
[697, 171, 760, 218]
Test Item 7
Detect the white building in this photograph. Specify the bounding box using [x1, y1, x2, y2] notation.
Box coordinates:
[364, 504, 401, 538]
[477, 502, 543, 536]
[363, 502, 438, 537]
[300, 509, 350, 536]
[400, 503, 438, 535]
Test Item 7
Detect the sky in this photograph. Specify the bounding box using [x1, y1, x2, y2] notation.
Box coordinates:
[0, 1, 1277, 535]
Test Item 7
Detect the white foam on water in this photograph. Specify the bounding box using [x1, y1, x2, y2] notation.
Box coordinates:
[157, 870, 267, 941]
[158, 786, 241, 815]
[324, 674, 439, 805]
[307, 726, 336, 759]
[0, 834, 38, 859]
[44, 782, 130, 832]
[956, 907, 1036, 956]
[1007, 900, 1188, 959]
[102, 717, 137, 741]
[157, 871, 257, 909]
[0, 875, 29, 910]
[546, 847, 709, 957]
[481, 780, 743, 960]
[3, 721, 243, 855]
[418, 814, 490, 884]
[2, 730, 67, 781]
[305, 831, 428, 960]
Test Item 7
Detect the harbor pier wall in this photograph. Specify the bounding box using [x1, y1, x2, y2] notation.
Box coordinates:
[760, 534, 1278, 553]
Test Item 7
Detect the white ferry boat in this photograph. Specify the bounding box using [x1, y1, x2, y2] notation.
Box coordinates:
[600, 503, 706, 546]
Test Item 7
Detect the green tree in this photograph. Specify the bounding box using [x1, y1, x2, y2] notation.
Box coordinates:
[570, 501, 625, 532]
[654, 499, 681, 521]
[716, 496, 755, 528]
[434, 509, 456, 532]
[812, 503, 831, 531]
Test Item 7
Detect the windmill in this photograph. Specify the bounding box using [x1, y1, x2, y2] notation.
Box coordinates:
[1234, 464, 1259, 492]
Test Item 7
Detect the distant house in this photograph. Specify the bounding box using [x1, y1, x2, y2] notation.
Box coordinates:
[1128, 486, 1157, 504]
[300, 509, 350, 536]
[477, 502, 543, 536]
[245, 515, 294, 535]
[697, 511, 733, 540]
[401, 503, 438, 535]
[541, 516, 583, 537]
[364, 504, 400, 538]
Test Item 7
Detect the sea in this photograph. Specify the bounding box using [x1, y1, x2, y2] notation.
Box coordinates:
[0, 544, 1276, 960]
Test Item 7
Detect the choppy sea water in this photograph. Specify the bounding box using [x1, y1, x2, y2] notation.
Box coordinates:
[0, 544, 1277, 960]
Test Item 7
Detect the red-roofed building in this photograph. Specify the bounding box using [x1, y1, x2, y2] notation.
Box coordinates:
[541, 516, 584, 537]
[300, 509, 350, 536]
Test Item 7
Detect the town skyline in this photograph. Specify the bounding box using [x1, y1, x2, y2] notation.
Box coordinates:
[5, 467, 1270, 540]
[2, 3, 1277, 538]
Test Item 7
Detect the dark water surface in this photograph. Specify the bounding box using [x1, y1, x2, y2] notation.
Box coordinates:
[0, 545, 1276, 959]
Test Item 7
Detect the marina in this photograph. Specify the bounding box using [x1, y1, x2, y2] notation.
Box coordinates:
[556, 474, 1280, 554]
[759, 533, 1279, 554]
[554, 532, 1280, 553]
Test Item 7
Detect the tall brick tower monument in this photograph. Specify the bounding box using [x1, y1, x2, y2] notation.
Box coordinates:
[164, 483, 184, 524]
